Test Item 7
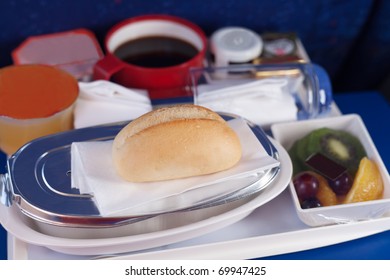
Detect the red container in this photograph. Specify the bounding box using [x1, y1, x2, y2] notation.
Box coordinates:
[12, 29, 103, 81]
[93, 14, 207, 99]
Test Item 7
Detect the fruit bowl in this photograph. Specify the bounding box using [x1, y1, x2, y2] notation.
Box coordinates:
[271, 114, 390, 226]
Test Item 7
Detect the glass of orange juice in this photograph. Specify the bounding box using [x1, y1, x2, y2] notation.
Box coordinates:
[0, 64, 79, 155]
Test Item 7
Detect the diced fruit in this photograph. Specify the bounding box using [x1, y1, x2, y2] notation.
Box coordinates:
[289, 142, 306, 175]
[344, 157, 384, 203]
[289, 127, 383, 209]
[293, 172, 319, 201]
[289, 128, 367, 176]
[295, 135, 312, 173]
[301, 198, 322, 209]
[312, 172, 338, 206]
[328, 172, 353, 195]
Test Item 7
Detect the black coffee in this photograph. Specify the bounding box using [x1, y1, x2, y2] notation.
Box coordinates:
[114, 36, 198, 68]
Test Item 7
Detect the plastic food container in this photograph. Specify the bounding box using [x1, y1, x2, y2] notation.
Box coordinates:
[271, 114, 390, 226]
[0, 64, 79, 155]
[190, 63, 332, 128]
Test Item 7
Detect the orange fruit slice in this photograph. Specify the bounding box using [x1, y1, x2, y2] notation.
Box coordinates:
[311, 172, 338, 206]
[344, 157, 384, 203]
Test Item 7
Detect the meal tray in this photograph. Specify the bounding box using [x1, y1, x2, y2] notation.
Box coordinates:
[5, 104, 390, 260]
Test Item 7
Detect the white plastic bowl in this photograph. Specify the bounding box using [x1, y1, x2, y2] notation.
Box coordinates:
[271, 114, 390, 226]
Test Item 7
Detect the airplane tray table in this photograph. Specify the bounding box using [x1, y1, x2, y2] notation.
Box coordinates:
[1, 91, 390, 260]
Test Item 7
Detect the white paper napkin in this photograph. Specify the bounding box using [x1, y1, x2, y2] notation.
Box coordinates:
[74, 80, 153, 128]
[196, 77, 301, 127]
[71, 118, 280, 217]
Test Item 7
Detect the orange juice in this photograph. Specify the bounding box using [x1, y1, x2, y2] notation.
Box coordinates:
[0, 65, 79, 155]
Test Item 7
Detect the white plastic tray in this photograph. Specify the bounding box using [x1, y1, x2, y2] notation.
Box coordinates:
[8, 188, 390, 260]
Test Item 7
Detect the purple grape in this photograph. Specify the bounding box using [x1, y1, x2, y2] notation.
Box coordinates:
[328, 172, 353, 195]
[293, 172, 320, 201]
[301, 198, 322, 209]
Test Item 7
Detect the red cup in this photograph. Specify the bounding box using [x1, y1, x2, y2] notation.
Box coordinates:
[93, 14, 207, 99]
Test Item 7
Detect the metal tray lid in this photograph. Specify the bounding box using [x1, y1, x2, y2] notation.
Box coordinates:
[0, 114, 280, 228]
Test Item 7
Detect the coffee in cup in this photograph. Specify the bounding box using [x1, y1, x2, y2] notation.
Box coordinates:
[93, 14, 207, 99]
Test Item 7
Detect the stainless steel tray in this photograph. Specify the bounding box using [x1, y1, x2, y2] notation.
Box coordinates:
[0, 114, 280, 228]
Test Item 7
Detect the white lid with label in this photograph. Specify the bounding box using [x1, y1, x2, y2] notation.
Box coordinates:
[210, 27, 263, 67]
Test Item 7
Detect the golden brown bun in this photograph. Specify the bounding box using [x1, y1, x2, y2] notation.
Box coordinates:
[112, 104, 242, 182]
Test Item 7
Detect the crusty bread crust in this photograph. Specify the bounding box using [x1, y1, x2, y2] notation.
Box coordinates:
[112, 105, 242, 182]
[114, 104, 225, 146]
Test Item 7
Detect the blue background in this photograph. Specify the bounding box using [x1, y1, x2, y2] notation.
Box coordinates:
[0, 0, 390, 98]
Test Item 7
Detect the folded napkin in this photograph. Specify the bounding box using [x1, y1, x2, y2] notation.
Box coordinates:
[196, 76, 302, 127]
[71, 118, 280, 217]
[74, 80, 153, 128]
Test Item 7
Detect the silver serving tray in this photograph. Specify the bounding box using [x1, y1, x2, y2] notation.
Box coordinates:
[0, 114, 280, 228]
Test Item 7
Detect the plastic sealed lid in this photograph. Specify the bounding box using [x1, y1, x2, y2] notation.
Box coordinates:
[210, 27, 263, 66]
[0, 64, 79, 119]
[12, 29, 103, 80]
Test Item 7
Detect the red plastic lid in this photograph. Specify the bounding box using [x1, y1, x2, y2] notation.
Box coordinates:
[12, 29, 103, 80]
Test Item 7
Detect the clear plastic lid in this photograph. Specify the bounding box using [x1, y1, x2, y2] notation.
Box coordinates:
[190, 63, 333, 128]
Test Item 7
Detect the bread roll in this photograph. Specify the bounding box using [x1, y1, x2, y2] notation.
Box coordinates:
[112, 104, 242, 182]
